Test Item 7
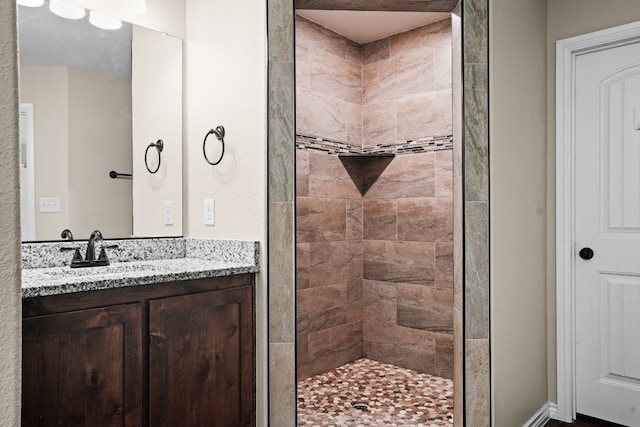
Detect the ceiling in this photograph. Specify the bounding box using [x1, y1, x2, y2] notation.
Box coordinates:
[296, 10, 450, 45]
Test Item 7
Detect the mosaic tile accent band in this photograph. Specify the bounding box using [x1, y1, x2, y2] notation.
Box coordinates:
[296, 133, 453, 156]
[297, 358, 454, 426]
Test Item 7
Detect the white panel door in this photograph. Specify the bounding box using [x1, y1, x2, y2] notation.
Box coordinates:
[575, 41, 640, 426]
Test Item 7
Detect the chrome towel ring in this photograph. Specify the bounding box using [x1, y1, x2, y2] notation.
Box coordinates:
[203, 125, 226, 165]
[144, 139, 164, 174]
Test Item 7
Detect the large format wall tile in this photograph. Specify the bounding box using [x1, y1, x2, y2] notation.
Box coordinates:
[363, 320, 436, 373]
[308, 241, 362, 288]
[296, 243, 310, 290]
[363, 199, 397, 240]
[436, 242, 454, 289]
[363, 101, 396, 145]
[297, 89, 362, 146]
[346, 199, 363, 241]
[397, 90, 452, 139]
[436, 150, 453, 197]
[309, 152, 361, 199]
[397, 197, 453, 242]
[297, 283, 347, 336]
[364, 153, 435, 198]
[362, 279, 398, 324]
[308, 321, 363, 376]
[363, 240, 435, 285]
[296, 150, 309, 197]
[296, 198, 346, 243]
[397, 284, 453, 333]
[310, 47, 362, 105]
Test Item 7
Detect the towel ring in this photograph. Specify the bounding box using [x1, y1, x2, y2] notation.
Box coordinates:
[144, 139, 164, 174]
[203, 126, 225, 166]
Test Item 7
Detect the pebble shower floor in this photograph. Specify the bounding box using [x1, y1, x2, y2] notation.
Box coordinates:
[297, 358, 454, 426]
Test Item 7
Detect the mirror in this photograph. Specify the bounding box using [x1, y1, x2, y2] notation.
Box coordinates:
[18, 3, 183, 242]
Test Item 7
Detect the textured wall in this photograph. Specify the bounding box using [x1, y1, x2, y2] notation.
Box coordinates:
[0, 0, 23, 424]
[490, 0, 548, 424]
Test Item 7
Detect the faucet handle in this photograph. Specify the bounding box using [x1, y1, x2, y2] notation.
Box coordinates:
[103, 244, 119, 250]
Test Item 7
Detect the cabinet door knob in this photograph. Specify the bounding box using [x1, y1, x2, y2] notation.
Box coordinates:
[579, 247, 594, 260]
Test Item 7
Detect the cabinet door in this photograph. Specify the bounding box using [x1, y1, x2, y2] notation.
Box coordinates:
[22, 303, 143, 427]
[149, 286, 254, 426]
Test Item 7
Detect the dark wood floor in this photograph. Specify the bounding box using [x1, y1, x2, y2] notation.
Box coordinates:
[545, 414, 626, 426]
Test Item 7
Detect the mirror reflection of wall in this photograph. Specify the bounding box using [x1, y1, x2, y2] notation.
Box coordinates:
[18, 2, 183, 242]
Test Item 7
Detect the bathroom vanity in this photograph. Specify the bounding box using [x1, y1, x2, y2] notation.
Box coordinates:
[21, 238, 258, 427]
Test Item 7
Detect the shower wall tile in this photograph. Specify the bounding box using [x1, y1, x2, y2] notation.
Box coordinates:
[296, 15, 362, 148]
[389, 19, 450, 57]
[363, 320, 436, 373]
[434, 43, 453, 91]
[346, 40, 362, 64]
[296, 198, 346, 243]
[296, 243, 310, 290]
[363, 199, 397, 240]
[308, 321, 363, 377]
[397, 89, 452, 140]
[364, 153, 435, 199]
[363, 240, 435, 285]
[397, 197, 453, 243]
[297, 283, 347, 336]
[436, 150, 453, 197]
[397, 284, 453, 333]
[363, 101, 397, 146]
[346, 199, 363, 241]
[347, 278, 364, 323]
[310, 47, 362, 105]
[436, 242, 454, 289]
[297, 89, 362, 147]
[359, 20, 452, 148]
[309, 151, 361, 199]
[296, 150, 309, 197]
[363, 38, 390, 65]
[308, 241, 362, 288]
[362, 279, 397, 324]
[296, 15, 347, 59]
[435, 333, 454, 379]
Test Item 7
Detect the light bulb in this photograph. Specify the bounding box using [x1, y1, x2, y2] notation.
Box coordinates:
[17, 0, 45, 7]
[89, 10, 122, 30]
[49, 0, 85, 19]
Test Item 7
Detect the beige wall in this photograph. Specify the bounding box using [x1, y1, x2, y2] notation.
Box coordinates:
[67, 67, 132, 239]
[20, 66, 70, 240]
[132, 26, 182, 237]
[0, 0, 22, 423]
[545, 0, 640, 405]
[184, 0, 267, 423]
[489, 0, 548, 424]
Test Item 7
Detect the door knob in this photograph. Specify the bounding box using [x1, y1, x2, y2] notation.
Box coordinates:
[579, 247, 594, 260]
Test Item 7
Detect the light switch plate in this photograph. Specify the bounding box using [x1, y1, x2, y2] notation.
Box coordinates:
[39, 197, 60, 213]
[204, 199, 214, 226]
[163, 201, 173, 225]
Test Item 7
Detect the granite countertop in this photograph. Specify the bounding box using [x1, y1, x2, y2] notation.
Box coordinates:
[22, 238, 259, 298]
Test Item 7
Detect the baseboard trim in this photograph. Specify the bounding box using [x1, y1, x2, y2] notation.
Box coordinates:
[524, 402, 551, 427]
[549, 402, 559, 420]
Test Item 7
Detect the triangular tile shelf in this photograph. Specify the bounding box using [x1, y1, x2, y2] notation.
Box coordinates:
[338, 153, 395, 196]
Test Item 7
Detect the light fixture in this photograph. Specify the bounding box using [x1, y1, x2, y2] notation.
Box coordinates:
[49, 0, 85, 19]
[89, 10, 122, 30]
[130, 0, 146, 15]
[17, 0, 45, 7]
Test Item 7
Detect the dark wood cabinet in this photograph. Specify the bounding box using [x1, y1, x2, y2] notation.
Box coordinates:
[22, 304, 142, 426]
[22, 275, 255, 427]
[149, 287, 253, 426]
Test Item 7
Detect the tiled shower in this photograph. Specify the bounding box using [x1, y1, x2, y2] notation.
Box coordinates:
[295, 13, 454, 421]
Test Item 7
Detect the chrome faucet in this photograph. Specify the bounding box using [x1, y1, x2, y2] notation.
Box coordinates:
[60, 229, 74, 241]
[85, 230, 103, 261]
